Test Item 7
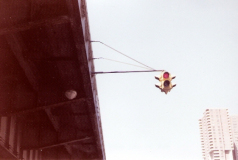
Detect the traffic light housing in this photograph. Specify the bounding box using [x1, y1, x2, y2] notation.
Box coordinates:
[155, 71, 176, 94]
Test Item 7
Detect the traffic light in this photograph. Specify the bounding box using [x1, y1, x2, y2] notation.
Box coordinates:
[155, 71, 176, 94]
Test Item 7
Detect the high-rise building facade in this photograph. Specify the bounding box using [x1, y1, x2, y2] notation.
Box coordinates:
[199, 109, 234, 160]
[230, 116, 238, 160]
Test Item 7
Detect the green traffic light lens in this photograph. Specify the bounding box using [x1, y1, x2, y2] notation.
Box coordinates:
[164, 80, 170, 87]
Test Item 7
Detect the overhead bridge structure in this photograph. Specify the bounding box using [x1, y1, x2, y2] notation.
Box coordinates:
[0, 0, 105, 159]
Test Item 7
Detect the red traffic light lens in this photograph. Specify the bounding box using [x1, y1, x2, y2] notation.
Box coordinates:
[164, 80, 170, 87]
[163, 72, 169, 78]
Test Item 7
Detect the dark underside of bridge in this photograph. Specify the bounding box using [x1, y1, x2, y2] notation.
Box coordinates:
[0, 0, 105, 160]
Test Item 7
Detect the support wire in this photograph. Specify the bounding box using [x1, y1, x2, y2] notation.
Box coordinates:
[93, 57, 150, 70]
[91, 41, 155, 70]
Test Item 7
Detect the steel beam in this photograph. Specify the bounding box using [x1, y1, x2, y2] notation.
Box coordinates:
[0, 144, 18, 160]
[0, 16, 70, 36]
[23, 137, 92, 150]
[0, 98, 86, 117]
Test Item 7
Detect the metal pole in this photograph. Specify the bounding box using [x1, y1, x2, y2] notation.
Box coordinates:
[91, 70, 164, 74]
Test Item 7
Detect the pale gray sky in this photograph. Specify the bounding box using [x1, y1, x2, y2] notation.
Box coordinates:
[87, 1, 238, 160]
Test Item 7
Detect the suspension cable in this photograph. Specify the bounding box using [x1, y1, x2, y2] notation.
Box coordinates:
[93, 57, 150, 70]
[91, 41, 155, 70]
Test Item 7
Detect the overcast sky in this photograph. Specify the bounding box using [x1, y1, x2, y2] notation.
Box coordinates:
[87, 1, 238, 160]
